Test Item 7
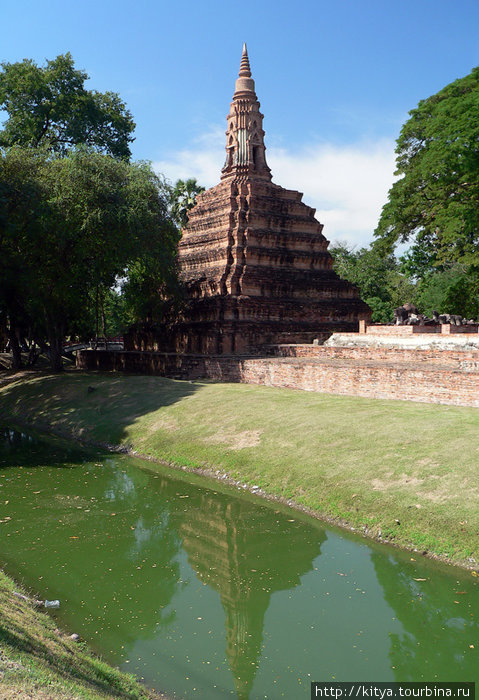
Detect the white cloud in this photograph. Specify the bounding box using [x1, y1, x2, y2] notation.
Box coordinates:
[269, 141, 397, 248]
[153, 126, 224, 189]
[153, 130, 397, 249]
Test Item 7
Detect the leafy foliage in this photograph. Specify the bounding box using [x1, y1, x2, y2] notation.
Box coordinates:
[169, 178, 205, 228]
[330, 243, 415, 323]
[0, 53, 135, 158]
[372, 66, 479, 318]
[441, 266, 479, 319]
[0, 53, 182, 369]
[375, 66, 479, 267]
[0, 147, 178, 369]
[410, 264, 463, 317]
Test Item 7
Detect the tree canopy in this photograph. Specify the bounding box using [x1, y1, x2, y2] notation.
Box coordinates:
[374, 66, 479, 268]
[0, 53, 135, 158]
[0, 147, 178, 370]
[330, 243, 415, 323]
[0, 53, 183, 370]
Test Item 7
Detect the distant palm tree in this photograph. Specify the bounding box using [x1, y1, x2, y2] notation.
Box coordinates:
[170, 178, 205, 228]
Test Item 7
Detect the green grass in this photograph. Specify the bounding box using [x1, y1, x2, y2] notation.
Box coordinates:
[0, 569, 163, 700]
[1, 371, 479, 567]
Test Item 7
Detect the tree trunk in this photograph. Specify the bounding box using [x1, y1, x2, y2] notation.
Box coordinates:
[47, 321, 64, 372]
[8, 313, 23, 371]
[49, 339, 63, 372]
[100, 291, 108, 351]
[27, 346, 41, 367]
[94, 286, 99, 350]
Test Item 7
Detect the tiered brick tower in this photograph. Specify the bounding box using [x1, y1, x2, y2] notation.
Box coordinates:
[171, 45, 371, 354]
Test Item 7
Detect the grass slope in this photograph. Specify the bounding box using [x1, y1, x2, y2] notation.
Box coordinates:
[0, 569, 161, 699]
[1, 371, 479, 567]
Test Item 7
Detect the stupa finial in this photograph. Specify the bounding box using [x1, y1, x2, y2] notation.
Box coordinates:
[234, 43, 255, 95]
[222, 44, 271, 182]
[239, 43, 251, 78]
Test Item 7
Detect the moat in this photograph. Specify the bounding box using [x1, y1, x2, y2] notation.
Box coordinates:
[1, 426, 478, 699]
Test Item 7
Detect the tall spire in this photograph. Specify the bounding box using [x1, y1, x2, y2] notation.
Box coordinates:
[238, 43, 251, 77]
[222, 45, 271, 181]
[234, 43, 255, 95]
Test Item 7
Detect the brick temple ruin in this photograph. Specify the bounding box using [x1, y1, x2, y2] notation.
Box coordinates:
[79, 47, 479, 408]
[129, 45, 371, 355]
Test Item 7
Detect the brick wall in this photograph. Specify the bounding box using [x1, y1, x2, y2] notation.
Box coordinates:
[234, 358, 479, 407]
[366, 325, 439, 335]
[269, 344, 479, 370]
[77, 349, 479, 407]
[364, 324, 478, 336]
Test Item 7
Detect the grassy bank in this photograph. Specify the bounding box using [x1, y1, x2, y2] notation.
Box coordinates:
[0, 568, 161, 700]
[1, 371, 479, 567]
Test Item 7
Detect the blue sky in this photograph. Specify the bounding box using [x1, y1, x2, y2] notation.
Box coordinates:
[2, 0, 478, 246]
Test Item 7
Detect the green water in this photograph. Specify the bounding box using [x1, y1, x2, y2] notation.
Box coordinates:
[0, 426, 478, 699]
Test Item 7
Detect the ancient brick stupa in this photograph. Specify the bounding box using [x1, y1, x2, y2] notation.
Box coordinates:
[169, 45, 371, 354]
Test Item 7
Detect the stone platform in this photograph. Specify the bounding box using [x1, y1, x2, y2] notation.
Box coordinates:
[326, 322, 479, 350]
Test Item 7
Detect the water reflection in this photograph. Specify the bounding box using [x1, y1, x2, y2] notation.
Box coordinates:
[0, 427, 325, 697]
[0, 424, 91, 468]
[0, 426, 37, 451]
[171, 492, 325, 698]
[0, 430, 181, 654]
[1, 425, 479, 699]
[371, 552, 479, 681]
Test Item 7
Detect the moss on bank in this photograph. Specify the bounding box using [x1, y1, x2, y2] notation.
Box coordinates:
[0, 568, 163, 699]
[1, 371, 479, 569]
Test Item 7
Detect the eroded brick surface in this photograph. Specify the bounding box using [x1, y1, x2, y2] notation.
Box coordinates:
[126, 46, 370, 355]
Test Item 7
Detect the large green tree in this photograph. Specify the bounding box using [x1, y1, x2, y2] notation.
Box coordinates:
[0, 53, 135, 158]
[374, 66, 479, 268]
[0, 53, 180, 370]
[0, 147, 178, 370]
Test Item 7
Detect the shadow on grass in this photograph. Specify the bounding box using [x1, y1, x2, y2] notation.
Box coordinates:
[0, 371, 200, 460]
[0, 353, 76, 373]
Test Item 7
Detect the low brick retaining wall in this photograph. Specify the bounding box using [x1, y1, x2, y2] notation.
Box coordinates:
[365, 324, 440, 335]
[77, 348, 479, 407]
[269, 344, 479, 370]
[236, 357, 479, 407]
[362, 323, 479, 335]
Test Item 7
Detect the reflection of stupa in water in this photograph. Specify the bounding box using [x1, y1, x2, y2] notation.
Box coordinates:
[175, 492, 325, 699]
